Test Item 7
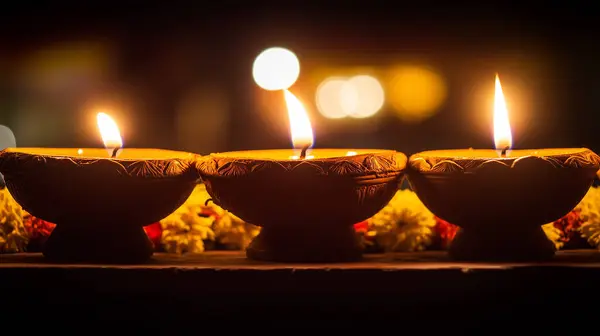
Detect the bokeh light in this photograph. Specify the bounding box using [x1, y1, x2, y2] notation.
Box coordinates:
[342, 75, 385, 118]
[315, 77, 348, 119]
[315, 75, 385, 119]
[18, 42, 111, 97]
[388, 66, 447, 123]
[0, 125, 16, 150]
[0, 125, 14, 186]
[252, 47, 300, 91]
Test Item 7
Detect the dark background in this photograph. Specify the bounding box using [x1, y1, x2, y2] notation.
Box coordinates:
[0, 2, 597, 156]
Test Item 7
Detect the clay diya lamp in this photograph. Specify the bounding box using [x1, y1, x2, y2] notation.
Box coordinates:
[0, 113, 199, 263]
[406, 75, 600, 261]
[197, 90, 406, 262]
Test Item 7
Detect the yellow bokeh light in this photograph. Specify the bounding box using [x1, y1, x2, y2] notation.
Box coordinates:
[315, 75, 385, 119]
[342, 75, 385, 119]
[252, 47, 300, 91]
[315, 77, 348, 119]
[388, 66, 447, 123]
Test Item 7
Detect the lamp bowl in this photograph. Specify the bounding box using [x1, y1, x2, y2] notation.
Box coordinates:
[197, 149, 406, 262]
[0, 148, 200, 263]
[407, 148, 600, 261]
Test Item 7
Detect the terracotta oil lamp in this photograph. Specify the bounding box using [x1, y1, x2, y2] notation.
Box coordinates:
[197, 90, 406, 262]
[407, 75, 600, 261]
[0, 113, 200, 263]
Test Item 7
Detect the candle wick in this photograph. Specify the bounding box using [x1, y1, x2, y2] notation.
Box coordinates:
[299, 145, 309, 160]
[500, 146, 509, 157]
[111, 147, 121, 158]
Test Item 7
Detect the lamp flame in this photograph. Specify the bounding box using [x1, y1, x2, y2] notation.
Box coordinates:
[493, 74, 512, 152]
[284, 89, 314, 150]
[97, 112, 123, 156]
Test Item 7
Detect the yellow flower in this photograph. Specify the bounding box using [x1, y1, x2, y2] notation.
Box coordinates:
[367, 189, 436, 252]
[0, 188, 28, 253]
[212, 210, 260, 250]
[578, 186, 600, 247]
[542, 223, 564, 249]
[160, 185, 215, 254]
[159, 184, 260, 253]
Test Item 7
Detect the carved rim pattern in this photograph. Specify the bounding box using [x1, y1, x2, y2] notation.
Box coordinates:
[408, 148, 600, 173]
[0, 150, 199, 179]
[197, 151, 407, 178]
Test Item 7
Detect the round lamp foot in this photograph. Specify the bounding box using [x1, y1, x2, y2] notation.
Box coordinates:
[246, 224, 362, 263]
[449, 225, 556, 262]
[43, 224, 154, 264]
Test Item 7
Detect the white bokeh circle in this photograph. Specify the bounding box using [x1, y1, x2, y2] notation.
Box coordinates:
[0, 125, 16, 150]
[252, 47, 300, 91]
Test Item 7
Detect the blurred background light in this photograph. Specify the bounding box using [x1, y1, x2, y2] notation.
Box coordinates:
[0, 125, 16, 149]
[315, 77, 348, 119]
[388, 66, 447, 123]
[0, 125, 13, 186]
[17, 42, 111, 98]
[252, 47, 300, 91]
[9, 41, 115, 147]
[342, 75, 385, 119]
[0, 5, 577, 154]
[315, 74, 384, 119]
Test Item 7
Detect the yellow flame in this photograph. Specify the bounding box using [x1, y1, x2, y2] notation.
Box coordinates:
[284, 90, 314, 149]
[493, 74, 512, 150]
[97, 112, 123, 150]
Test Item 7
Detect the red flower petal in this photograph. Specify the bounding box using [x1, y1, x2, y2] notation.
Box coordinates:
[353, 221, 369, 233]
[144, 222, 163, 249]
[434, 217, 459, 249]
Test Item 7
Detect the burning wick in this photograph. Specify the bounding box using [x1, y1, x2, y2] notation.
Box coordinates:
[500, 146, 509, 157]
[299, 145, 309, 160]
[111, 147, 121, 158]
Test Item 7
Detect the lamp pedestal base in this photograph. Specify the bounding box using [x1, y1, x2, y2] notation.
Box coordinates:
[449, 225, 556, 262]
[43, 223, 153, 264]
[246, 224, 362, 263]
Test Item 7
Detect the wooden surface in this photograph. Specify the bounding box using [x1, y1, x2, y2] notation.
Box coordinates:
[3, 250, 600, 326]
[3, 249, 600, 269]
[3, 250, 600, 296]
